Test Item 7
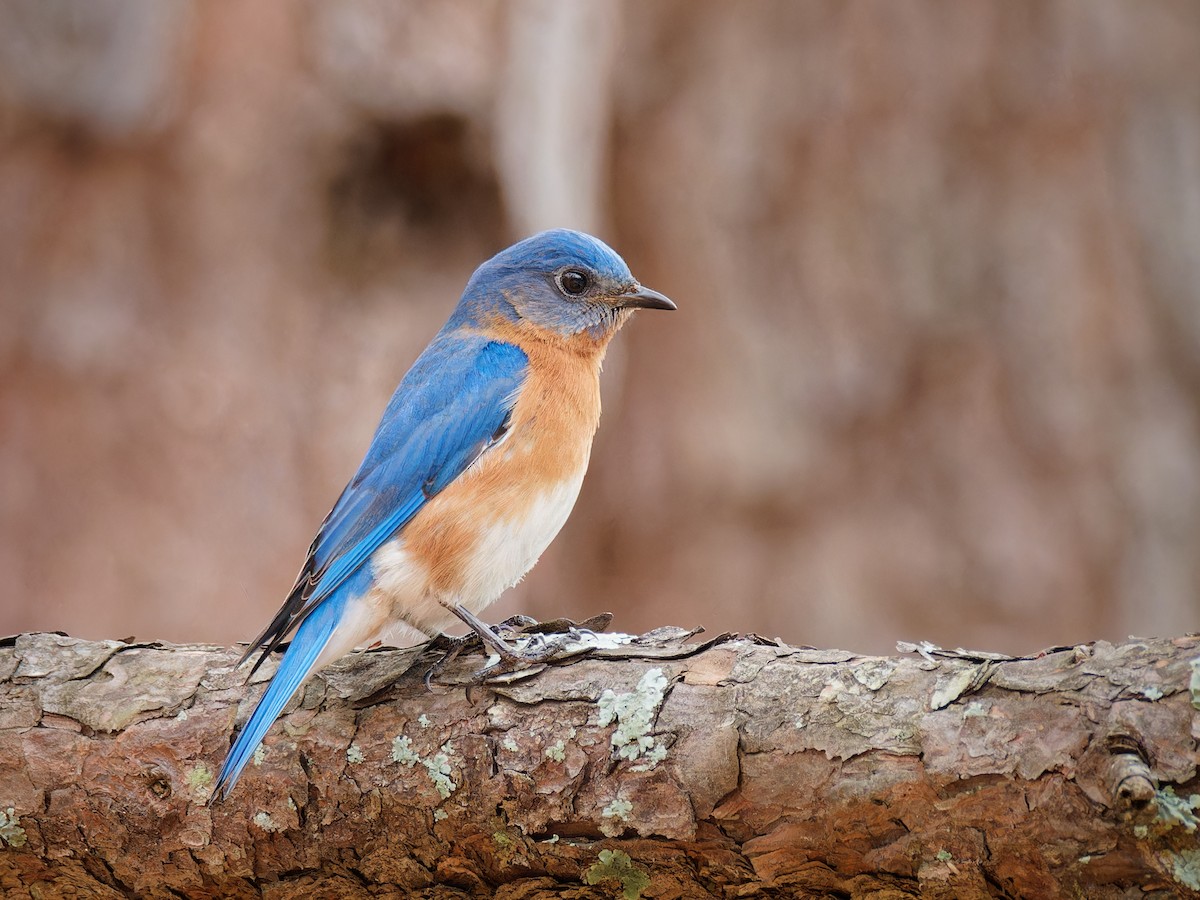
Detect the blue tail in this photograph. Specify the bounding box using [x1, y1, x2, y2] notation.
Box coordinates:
[214, 574, 364, 799]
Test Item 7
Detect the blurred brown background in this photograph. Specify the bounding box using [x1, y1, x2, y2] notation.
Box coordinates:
[1, 0, 1198, 655]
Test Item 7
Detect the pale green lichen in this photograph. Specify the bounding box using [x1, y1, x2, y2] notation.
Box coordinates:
[544, 739, 566, 762]
[493, 830, 513, 848]
[501, 735, 519, 752]
[601, 798, 633, 837]
[936, 849, 953, 862]
[185, 763, 213, 800]
[1140, 685, 1164, 701]
[418, 714, 431, 728]
[347, 743, 364, 764]
[252, 745, 266, 767]
[1191, 657, 1200, 711]
[597, 668, 669, 768]
[584, 849, 650, 900]
[423, 742, 457, 799]
[433, 808, 448, 822]
[1079, 855, 1092, 864]
[1172, 849, 1200, 891]
[1134, 824, 1149, 839]
[392, 735, 457, 798]
[0, 808, 27, 848]
[252, 811, 282, 832]
[634, 744, 668, 772]
[392, 735, 419, 766]
[1156, 786, 1200, 832]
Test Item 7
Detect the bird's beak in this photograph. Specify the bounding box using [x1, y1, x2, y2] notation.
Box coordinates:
[616, 284, 677, 311]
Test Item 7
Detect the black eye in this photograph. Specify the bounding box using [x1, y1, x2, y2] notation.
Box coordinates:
[557, 269, 589, 296]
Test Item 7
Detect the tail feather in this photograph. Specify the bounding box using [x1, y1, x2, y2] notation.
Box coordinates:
[214, 582, 355, 800]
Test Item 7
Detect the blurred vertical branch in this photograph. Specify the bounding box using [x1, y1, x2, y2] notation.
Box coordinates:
[495, 0, 620, 237]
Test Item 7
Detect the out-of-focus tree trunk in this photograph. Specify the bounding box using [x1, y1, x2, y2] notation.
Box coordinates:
[1, 631, 1197, 898]
[2, 2, 1200, 658]
[598, 0, 1200, 653]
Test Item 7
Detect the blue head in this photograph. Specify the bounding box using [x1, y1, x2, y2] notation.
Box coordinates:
[450, 229, 675, 338]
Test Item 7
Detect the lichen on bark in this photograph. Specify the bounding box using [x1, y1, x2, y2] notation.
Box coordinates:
[0, 630, 1197, 898]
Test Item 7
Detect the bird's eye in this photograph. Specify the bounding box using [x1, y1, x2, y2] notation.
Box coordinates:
[557, 269, 590, 296]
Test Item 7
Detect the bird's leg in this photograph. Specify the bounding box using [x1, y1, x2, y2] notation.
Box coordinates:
[428, 601, 609, 682]
[449, 606, 614, 659]
[421, 607, 525, 687]
[445, 603, 526, 662]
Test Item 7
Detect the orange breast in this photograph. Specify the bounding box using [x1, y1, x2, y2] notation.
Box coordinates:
[398, 318, 609, 601]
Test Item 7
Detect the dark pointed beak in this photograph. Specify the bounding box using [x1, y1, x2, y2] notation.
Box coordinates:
[617, 284, 677, 311]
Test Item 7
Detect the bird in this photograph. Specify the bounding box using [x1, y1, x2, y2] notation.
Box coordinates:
[213, 228, 675, 798]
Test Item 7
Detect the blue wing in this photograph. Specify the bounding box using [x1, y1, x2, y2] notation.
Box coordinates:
[239, 334, 529, 671]
[216, 335, 526, 797]
[216, 563, 373, 799]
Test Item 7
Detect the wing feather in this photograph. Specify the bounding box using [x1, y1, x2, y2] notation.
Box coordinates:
[240, 335, 528, 670]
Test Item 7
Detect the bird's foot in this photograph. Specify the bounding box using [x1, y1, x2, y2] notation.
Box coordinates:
[424, 608, 613, 687]
[423, 620, 537, 688]
[423, 633, 479, 689]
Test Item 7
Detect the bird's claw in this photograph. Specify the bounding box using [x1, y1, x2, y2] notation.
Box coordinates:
[423, 608, 612, 687]
[423, 632, 482, 689]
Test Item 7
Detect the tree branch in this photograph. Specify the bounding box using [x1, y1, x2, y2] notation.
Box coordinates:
[1, 630, 1197, 898]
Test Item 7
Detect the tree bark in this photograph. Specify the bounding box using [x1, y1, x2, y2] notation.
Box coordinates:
[0, 629, 1197, 899]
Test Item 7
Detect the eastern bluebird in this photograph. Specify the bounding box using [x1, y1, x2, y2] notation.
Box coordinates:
[214, 229, 674, 797]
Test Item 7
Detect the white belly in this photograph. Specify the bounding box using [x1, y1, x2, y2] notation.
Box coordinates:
[359, 466, 588, 641]
[454, 466, 587, 609]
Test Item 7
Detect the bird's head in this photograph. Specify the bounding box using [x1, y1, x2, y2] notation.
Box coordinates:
[454, 229, 675, 340]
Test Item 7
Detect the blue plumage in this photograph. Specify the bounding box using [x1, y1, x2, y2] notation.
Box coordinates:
[215, 338, 526, 797]
[450, 229, 643, 335]
[215, 566, 371, 797]
[309, 337, 528, 591]
[215, 229, 674, 800]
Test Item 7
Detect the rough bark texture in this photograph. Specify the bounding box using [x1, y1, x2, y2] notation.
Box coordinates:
[1, 630, 1198, 898]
